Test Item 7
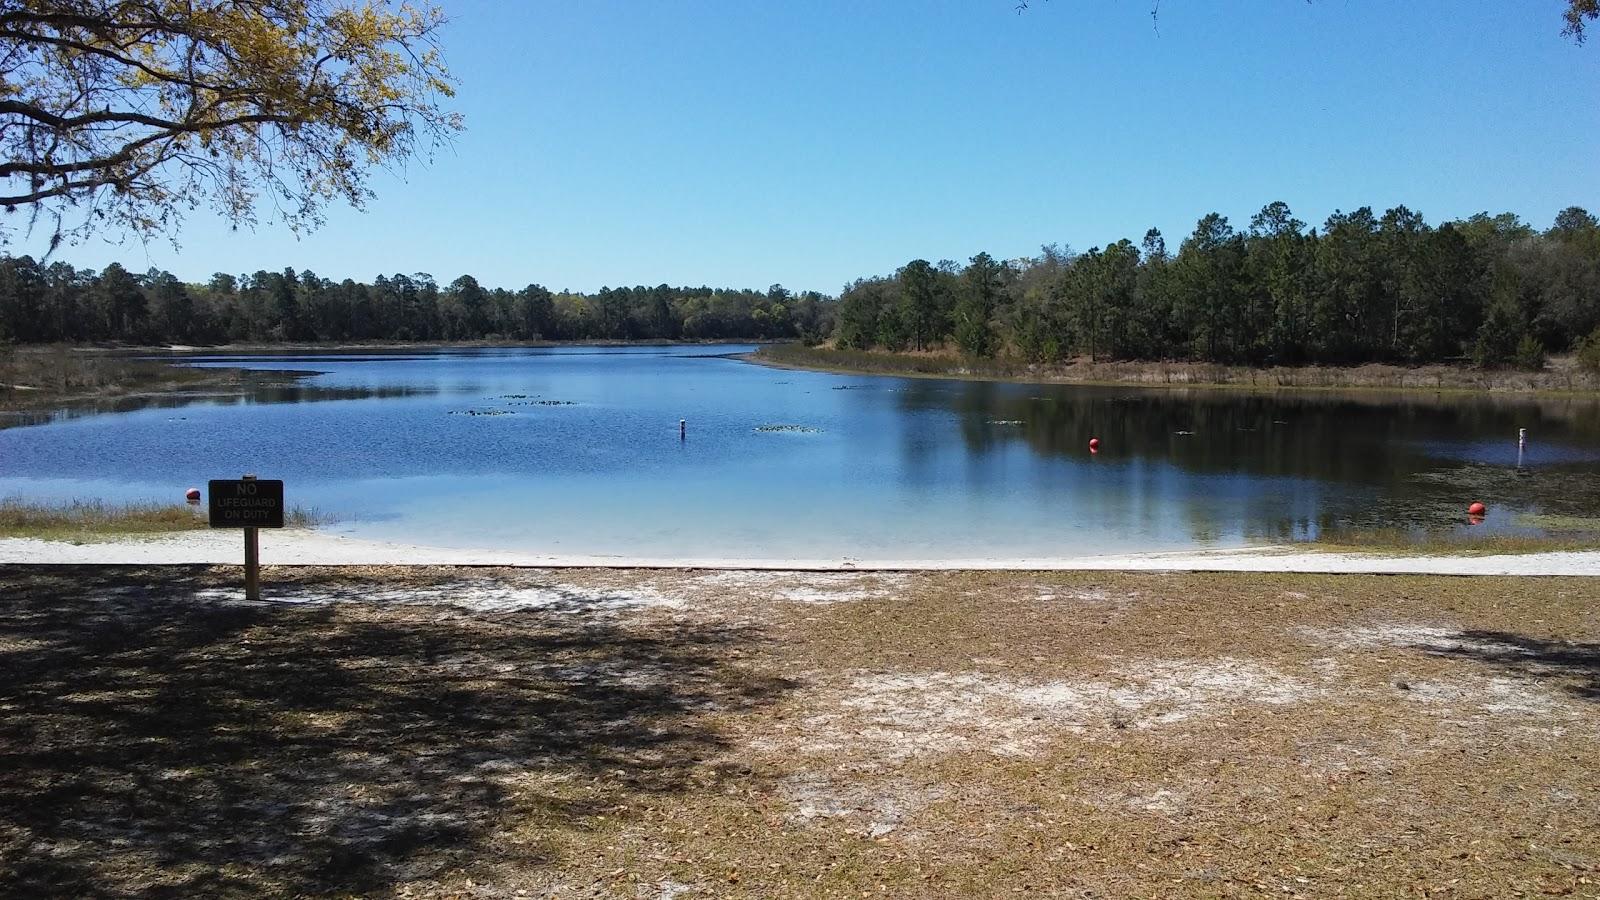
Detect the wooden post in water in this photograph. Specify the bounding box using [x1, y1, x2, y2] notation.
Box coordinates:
[680, 419, 687, 441]
[243, 473, 260, 601]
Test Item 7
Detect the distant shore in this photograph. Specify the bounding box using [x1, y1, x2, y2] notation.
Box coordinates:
[0, 349, 253, 414]
[0, 340, 762, 413]
[145, 337, 768, 354]
[747, 344, 1600, 395]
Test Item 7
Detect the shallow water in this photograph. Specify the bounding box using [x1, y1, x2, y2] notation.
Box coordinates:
[2, 346, 1597, 559]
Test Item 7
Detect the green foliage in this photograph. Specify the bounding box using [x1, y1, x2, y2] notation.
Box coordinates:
[1013, 307, 1062, 364]
[0, 259, 832, 345]
[1472, 299, 1523, 368]
[896, 260, 941, 351]
[827, 202, 1599, 371]
[834, 281, 881, 350]
[4, 199, 1598, 370]
[1564, 0, 1599, 42]
[1576, 328, 1600, 372]
[953, 252, 1001, 357]
[1514, 334, 1547, 371]
[876, 304, 910, 352]
[0, 0, 462, 246]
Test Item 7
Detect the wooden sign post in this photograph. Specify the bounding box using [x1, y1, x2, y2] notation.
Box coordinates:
[242, 475, 260, 601]
[207, 474, 285, 601]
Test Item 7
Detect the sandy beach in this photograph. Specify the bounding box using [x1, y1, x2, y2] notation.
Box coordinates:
[2, 528, 1597, 575]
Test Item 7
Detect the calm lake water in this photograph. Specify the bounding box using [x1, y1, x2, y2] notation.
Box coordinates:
[3, 346, 1599, 560]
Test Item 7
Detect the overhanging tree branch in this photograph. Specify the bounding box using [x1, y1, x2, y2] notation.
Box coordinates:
[0, 0, 461, 247]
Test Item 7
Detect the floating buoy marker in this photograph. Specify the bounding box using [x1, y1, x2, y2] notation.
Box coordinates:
[1088, 437, 1100, 451]
[1468, 501, 1487, 516]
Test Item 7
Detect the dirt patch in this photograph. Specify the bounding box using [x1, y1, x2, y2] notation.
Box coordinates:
[1295, 621, 1529, 655]
[684, 570, 911, 605]
[1403, 673, 1581, 720]
[194, 577, 682, 613]
[778, 773, 944, 838]
[2, 566, 1597, 898]
[763, 658, 1318, 765]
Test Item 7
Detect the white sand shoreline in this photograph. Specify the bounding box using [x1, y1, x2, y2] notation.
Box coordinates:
[0, 529, 1596, 575]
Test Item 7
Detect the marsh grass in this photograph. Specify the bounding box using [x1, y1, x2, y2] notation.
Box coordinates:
[1305, 526, 1600, 556]
[0, 499, 330, 540]
[1516, 513, 1600, 532]
[755, 343, 1600, 394]
[0, 347, 239, 412]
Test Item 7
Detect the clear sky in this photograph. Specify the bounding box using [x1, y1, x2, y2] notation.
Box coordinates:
[15, 0, 1600, 294]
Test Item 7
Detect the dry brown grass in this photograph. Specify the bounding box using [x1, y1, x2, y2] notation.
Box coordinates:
[756, 344, 1600, 395]
[0, 499, 327, 539]
[0, 346, 240, 412]
[0, 566, 1596, 898]
[0, 499, 208, 538]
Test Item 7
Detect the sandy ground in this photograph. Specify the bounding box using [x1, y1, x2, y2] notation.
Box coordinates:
[1, 528, 1598, 575]
[1, 565, 1596, 898]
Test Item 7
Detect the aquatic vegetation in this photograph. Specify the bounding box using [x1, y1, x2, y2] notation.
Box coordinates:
[1412, 464, 1600, 516]
[1305, 527, 1598, 555]
[500, 398, 575, 407]
[0, 499, 329, 539]
[1513, 514, 1600, 533]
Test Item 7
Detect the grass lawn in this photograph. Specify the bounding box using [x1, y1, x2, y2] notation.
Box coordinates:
[0, 566, 1596, 897]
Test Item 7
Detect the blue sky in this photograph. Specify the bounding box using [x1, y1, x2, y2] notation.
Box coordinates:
[18, 0, 1600, 294]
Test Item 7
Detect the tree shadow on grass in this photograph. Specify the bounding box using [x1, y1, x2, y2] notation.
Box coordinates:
[1421, 629, 1600, 702]
[0, 565, 791, 897]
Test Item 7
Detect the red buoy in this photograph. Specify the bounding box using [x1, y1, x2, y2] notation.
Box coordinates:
[1088, 437, 1100, 451]
[1468, 501, 1486, 516]
[185, 487, 201, 504]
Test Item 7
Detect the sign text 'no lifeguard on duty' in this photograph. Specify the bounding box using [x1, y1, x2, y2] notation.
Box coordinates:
[208, 479, 285, 529]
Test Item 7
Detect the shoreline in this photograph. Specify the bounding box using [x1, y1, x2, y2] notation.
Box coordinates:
[3, 529, 1598, 575]
[96, 338, 767, 354]
[746, 345, 1600, 397]
[3, 340, 759, 415]
[0, 361, 257, 416]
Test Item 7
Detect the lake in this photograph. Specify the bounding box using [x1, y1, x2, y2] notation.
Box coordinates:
[2, 345, 1598, 560]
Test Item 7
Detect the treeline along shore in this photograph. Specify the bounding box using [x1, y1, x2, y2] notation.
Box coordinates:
[831, 203, 1600, 374]
[2, 201, 1599, 387]
[0, 266, 834, 345]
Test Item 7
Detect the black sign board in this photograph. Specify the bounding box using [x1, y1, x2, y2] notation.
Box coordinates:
[208, 479, 285, 529]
